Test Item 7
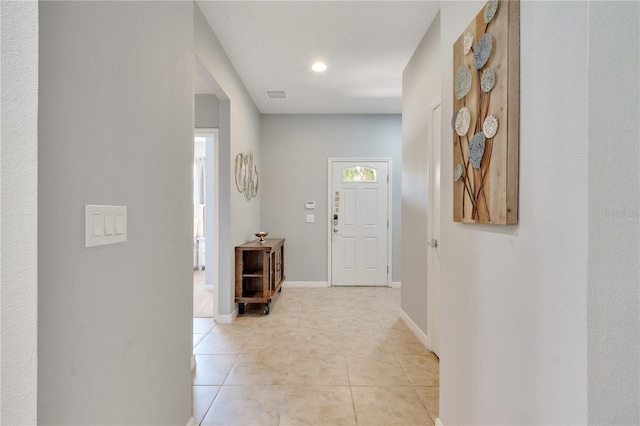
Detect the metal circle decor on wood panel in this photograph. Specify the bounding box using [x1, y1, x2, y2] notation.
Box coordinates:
[484, 0, 499, 24]
[455, 107, 471, 137]
[452, 0, 520, 224]
[468, 132, 486, 169]
[454, 65, 472, 100]
[463, 32, 474, 55]
[473, 33, 493, 70]
[453, 163, 464, 182]
[481, 68, 496, 92]
[483, 114, 499, 138]
[235, 151, 259, 200]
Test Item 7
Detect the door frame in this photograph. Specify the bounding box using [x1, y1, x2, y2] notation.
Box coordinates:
[194, 128, 219, 318]
[327, 158, 392, 288]
[426, 96, 441, 355]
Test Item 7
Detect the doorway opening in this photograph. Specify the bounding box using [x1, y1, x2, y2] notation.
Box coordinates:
[193, 129, 219, 318]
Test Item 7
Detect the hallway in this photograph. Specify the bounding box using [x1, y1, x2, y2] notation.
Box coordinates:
[192, 286, 439, 425]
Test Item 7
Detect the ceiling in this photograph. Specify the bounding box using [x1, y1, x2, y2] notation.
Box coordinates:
[195, 1, 440, 114]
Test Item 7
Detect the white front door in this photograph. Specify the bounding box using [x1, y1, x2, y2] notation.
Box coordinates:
[330, 160, 390, 286]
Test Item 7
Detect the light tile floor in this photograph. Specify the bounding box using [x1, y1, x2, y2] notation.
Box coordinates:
[192, 286, 439, 425]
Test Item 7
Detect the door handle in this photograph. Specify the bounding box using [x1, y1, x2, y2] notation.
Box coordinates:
[428, 239, 438, 248]
[333, 228, 339, 233]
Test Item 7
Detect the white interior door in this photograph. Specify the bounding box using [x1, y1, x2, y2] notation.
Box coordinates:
[427, 103, 442, 356]
[330, 160, 389, 286]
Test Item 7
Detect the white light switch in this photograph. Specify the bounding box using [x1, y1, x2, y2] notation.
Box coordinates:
[86, 205, 127, 247]
[306, 214, 315, 223]
[115, 214, 125, 235]
[93, 214, 104, 236]
[104, 214, 115, 236]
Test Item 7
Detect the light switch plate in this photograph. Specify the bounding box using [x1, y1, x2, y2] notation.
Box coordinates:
[85, 205, 127, 247]
[306, 214, 315, 223]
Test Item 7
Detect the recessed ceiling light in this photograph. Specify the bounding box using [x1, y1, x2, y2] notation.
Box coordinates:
[312, 62, 327, 72]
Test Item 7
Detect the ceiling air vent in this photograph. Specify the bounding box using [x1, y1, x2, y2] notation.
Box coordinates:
[264, 89, 287, 100]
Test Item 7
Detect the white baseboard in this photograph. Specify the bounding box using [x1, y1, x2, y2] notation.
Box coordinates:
[191, 354, 196, 372]
[283, 281, 328, 288]
[214, 309, 237, 324]
[400, 308, 429, 350]
[186, 416, 195, 426]
[391, 281, 401, 288]
[435, 418, 444, 426]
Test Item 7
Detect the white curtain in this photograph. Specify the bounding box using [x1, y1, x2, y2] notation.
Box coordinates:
[194, 157, 205, 205]
[194, 157, 206, 238]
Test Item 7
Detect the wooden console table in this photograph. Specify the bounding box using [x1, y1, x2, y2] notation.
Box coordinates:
[234, 238, 285, 315]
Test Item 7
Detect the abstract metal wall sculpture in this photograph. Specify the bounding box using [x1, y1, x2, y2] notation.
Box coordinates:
[235, 151, 259, 200]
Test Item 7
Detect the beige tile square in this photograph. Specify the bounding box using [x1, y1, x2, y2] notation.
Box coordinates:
[194, 317, 216, 334]
[338, 316, 381, 332]
[254, 316, 300, 334]
[287, 354, 349, 385]
[389, 334, 431, 355]
[194, 333, 206, 348]
[208, 322, 257, 335]
[280, 385, 356, 425]
[201, 385, 284, 425]
[346, 354, 411, 386]
[291, 331, 345, 355]
[415, 386, 439, 423]
[192, 355, 238, 385]
[242, 332, 297, 354]
[351, 386, 431, 425]
[192, 385, 220, 425]
[194, 333, 248, 355]
[342, 330, 396, 355]
[397, 353, 439, 386]
[232, 315, 263, 326]
[297, 316, 342, 333]
[225, 353, 292, 385]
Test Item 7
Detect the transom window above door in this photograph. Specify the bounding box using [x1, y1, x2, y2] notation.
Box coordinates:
[342, 166, 378, 182]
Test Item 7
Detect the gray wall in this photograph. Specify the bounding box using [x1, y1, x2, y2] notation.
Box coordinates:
[0, 1, 38, 424]
[38, 2, 193, 424]
[587, 1, 639, 423]
[195, 94, 220, 129]
[438, 1, 589, 423]
[194, 4, 262, 316]
[260, 114, 401, 283]
[401, 13, 440, 335]
[413, 1, 638, 424]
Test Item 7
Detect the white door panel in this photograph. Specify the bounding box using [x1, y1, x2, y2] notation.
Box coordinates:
[330, 160, 389, 286]
[428, 103, 442, 356]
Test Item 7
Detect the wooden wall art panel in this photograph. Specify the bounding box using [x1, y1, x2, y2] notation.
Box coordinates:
[452, 0, 519, 224]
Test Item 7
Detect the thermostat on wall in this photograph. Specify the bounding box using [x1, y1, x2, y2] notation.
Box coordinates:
[305, 201, 315, 210]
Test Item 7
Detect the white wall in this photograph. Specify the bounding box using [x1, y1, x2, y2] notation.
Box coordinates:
[587, 2, 640, 424]
[438, 2, 590, 423]
[260, 114, 402, 284]
[37, 2, 193, 423]
[0, 1, 39, 424]
[405, 2, 640, 423]
[401, 12, 440, 335]
[194, 4, 261, 316]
